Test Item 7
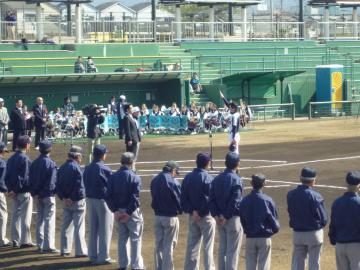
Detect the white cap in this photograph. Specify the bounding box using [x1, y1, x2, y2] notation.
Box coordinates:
[0, 98, 4, 102]
[119, 95, 126, 101]
[133, 106, 140, 113]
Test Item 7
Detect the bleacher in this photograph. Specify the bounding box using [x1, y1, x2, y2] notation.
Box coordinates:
[1, 40, 360, 114]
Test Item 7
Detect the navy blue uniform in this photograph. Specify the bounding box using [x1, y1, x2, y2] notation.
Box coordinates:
[150, 171, 182, 217]
[106, 166, 141, 214]
[0, 157, 7, 193]
[5, 151, 31, 193]
[84, 160, 112, 200]
[181, 168, 212, 217]
[239, 190, 280, 238]
[57, 160, 85, 201]
[209, 169, 243, 219]
[29, 154, 57, 198]
[329, 192, 360, 245]
[287, 185, 328, 231]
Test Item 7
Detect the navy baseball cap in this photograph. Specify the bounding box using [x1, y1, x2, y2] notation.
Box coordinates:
[93, 144, 108, 156]
[196, 152, 211, 168]
[0, 142, 6, 152]
[39, 140, 52, 152]
[300, 167, 317, 181]
[346, 171, 360, 186]
[225, 152, 240, 169]
[252, 173, 266, 186]
[17, 135, 31, 149]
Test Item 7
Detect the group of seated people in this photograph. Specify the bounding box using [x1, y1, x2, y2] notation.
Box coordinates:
[132, 100, 252, 134]
[74, 56, 98, 73]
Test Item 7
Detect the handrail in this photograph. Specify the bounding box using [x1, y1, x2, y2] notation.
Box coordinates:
[197, 53, 327, 58]
[0, 55, 195, 62]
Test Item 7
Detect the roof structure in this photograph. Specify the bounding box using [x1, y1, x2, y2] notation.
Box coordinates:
[309, 0, 360, 6]
[0, 71, 184, 85]
[131, 2, 150, 12]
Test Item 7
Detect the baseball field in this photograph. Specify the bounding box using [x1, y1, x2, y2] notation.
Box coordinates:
[1, 117, 359, 270]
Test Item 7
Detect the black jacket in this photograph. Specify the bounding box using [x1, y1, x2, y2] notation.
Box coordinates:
[124, 114, 141, 144]
[10, 107, 26, 132]
[32, 104, 47, 128]
[86, 113, 105, 139]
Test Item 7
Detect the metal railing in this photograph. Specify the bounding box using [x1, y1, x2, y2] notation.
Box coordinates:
[1, 20, 360, 43]
[308, 100, 360, 119]
[249, 103, 296, 121]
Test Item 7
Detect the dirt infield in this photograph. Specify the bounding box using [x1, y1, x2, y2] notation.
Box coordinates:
[1, 118, 359, 270]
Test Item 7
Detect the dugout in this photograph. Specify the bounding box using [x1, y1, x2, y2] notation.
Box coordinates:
[216, 70, 305, 106]
[0, 71, 187, 110]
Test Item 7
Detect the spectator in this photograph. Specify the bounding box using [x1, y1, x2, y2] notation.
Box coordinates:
[123, 104, 141, 171]
[23, 105, 33, 138]
[0, 98, 9, 147]
[86, 57, 98, 73]
[32, 97, 48, 149]
[62, 97, 75, 116]
[140, 104, 149, 117]
[108, 96, 117, 115]
[180, 105, 190, 120]
[10, 100, 26, 152]
[151, 105, 163, 116]
[5, 11, 16, 40]
[116, 95, 126, 140]
[169, 103, 180, 117]
[74, 56, 85, 74]
[190, 73, 202, 93]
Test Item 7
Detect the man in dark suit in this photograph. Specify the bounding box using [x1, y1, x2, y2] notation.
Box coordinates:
[123, 103, 141, 170]
[10, 99, 26, 152]
[116, 95, 126, 139]
[32, 97, 47, 149]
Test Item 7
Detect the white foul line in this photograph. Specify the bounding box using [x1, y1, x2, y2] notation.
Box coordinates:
[242, 177, 346, 190]
[240, 155, 360, 170]
[105, 159, 287, 166]
[140, 184, 292, 193]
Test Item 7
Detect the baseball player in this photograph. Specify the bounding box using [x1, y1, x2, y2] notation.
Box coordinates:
[239, 174, 280, 270]
[29, 140, 58, 253]
[209, 152, 244, 270]
[220, 91, 241, 154]
[106, 152, 145, 270]
[5, 135, 34, 248]
[181, 152, 216, 270]
[83, 144, 114, 265]
[151, 161, 182, 270]
[287, 167, 328, 270]
[328, 171, 360, 269]
[57, 146, 88, 257]
[0, 142, 10, 247]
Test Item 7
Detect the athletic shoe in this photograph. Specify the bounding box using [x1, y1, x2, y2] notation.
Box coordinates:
[20, 243, 35, 248]
[75, 254, 88, 258]
[61, 252, 71, 257]
[0, 242, 11, 247]
[42, 248, 59, 254]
